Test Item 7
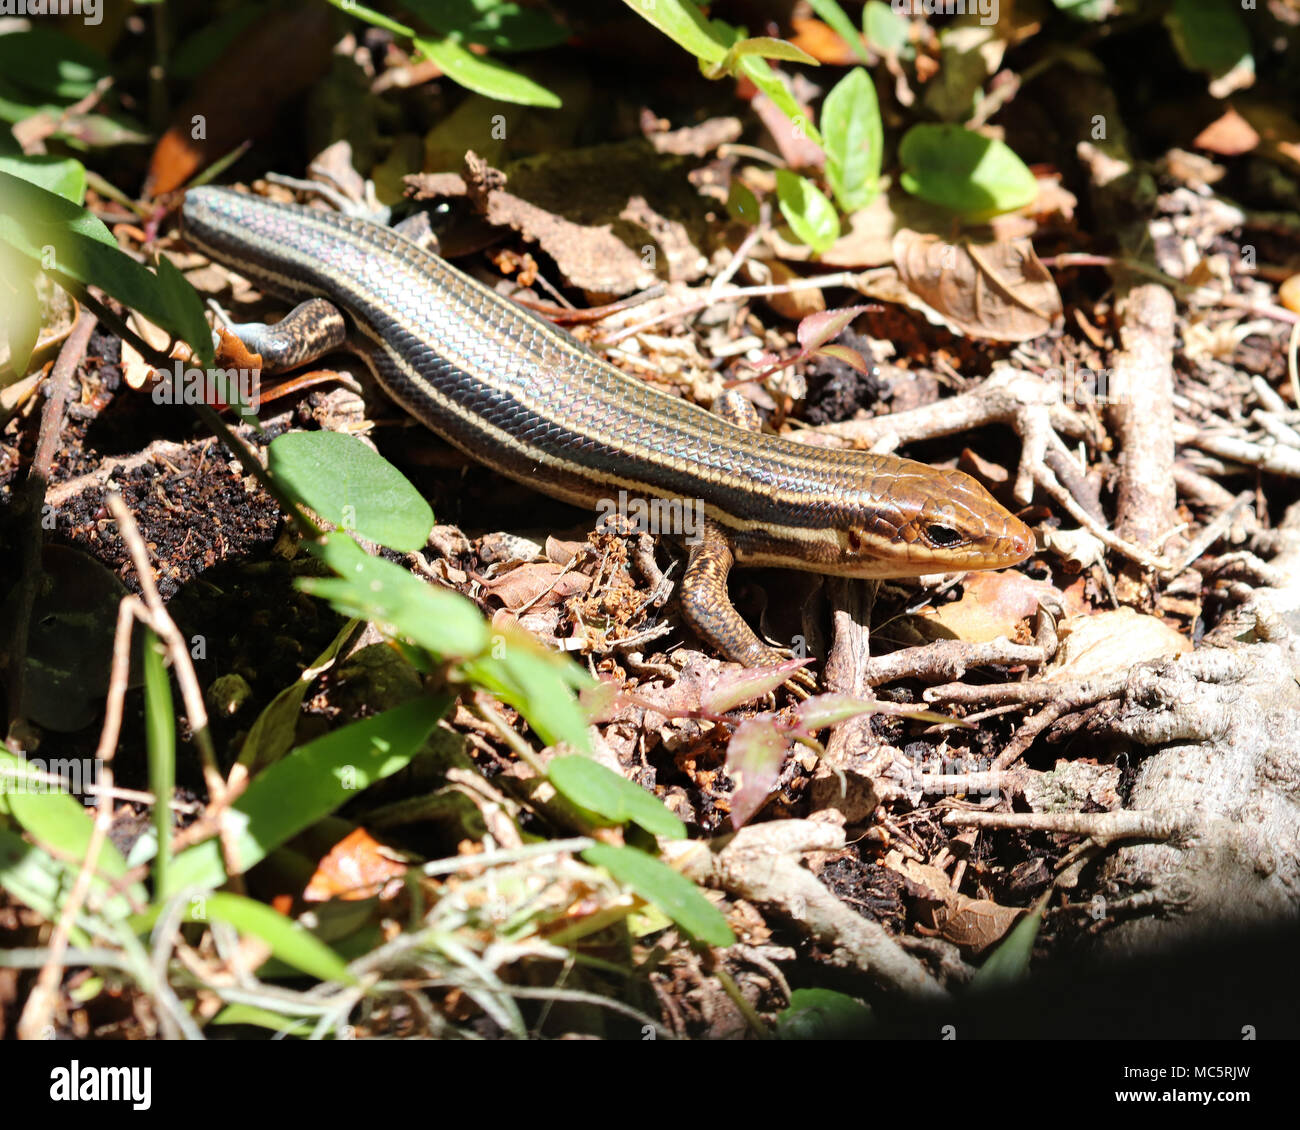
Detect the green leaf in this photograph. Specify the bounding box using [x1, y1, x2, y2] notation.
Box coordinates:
[0, 253, 41, 378]
[0, 154, 85, 203]
[162, 695, 450, 894]
[170, 7, 263, 80]
[414, 36, 561, 107]
[237, 619, 360, 772]
[970, 898, 1044, 991]
[723, 36, 818, 68]
[268, 431, 434, 552]
[460, 626, 593, 752]
[898, 124, 1038, 220]
[774, 169, 840, 254]
[1164, 0, 1253, 87]
[863, 0, 913, 57]
[132, 892, 356, 985]
[821, 68, 882, 213]
[775, 988, 872, 1038]
[0, 750, 147, 921]
[737, 55, 823, 148]
[397, 0, 570, 53]
[208, 1003, 315, 1036]
[582, 843, 734, 947]
[620, 0, 727, 65]
[0, 29, 110, 99]
[142, 630, 175, 900]
[808, 0, 871, 63]
[304, 534, 491, 661]
[0, 171, 214, 365]
[726, 180, 760, 225]
[548, 756, 686, 839]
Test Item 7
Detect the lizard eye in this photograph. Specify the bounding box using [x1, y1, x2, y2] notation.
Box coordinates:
[925, 524, 966, 548]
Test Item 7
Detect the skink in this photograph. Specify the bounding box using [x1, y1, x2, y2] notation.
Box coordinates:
[180, 187, 1034, 675]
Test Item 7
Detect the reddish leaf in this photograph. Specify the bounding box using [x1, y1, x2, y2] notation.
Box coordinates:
[700, 658, 809, 714]
[812, 343, 871, 374]
[726, 718, 789, 828]
[796, 304, 871, 351]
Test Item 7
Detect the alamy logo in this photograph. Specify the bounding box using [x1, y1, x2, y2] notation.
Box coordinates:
[892, 0, 999, 26]
[152, 360, 260, 413]
[595, 490, 704, 544]
[0, 0, 102, 24]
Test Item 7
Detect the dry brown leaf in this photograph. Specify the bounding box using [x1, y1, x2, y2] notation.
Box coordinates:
[407, 142, 709, 296]
[1193, 105, 1260, 156]
[303, 828, 407, 902]
[920, 571, 1062, 643]
[893, 229, 1063, 342]
[883, 851, 1021, 952]
[481, 562, 591, 611]
[1045, 607, 1191, 682]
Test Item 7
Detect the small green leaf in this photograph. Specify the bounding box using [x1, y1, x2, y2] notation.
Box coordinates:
[723, 36, 818, 68]
[737, 56, 823, 148]
[163, 695, 451, 894]
[726, 180, 760, 225]
[583, 843, 734, 947]
[269, 431, 434, 552]
[808, 0, 871, 63]
[0, 255, 41, 378]
[548, 756, 686, 839]
[414, 36, 561, 107]
[774, 169, 840, 254]
[776, 988, 872, 1039]
[863, 0, 913, 57]
[461, 625, 593, 752]
[620, 0, 727, 65]
[1164, 0, 1253, 87]
[821, 68, 882, 213]
[898, 124, 1038, 220]
[132, 892, 356, 985]
[305, 533, 491, 661]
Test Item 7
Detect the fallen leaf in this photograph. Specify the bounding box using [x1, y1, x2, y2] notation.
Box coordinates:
[1045, 607, 1191, 681]
[1193, 105, 1260, 156]
[303, 827, 408, 902]
[893, 229, 1063, 342]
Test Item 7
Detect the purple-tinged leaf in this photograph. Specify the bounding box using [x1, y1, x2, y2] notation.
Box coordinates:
[796, 304, 870, 351]
[813, 343, 871, 374]
[726, 718, 789, 828]
[701, 658, 809, 714]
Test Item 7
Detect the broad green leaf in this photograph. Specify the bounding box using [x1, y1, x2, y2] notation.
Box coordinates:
[582, 843, 734, 947]
[163, 694, 451, 894]
[898, 124, 1037, 220]
[269, 431, 434, 552]
[775, 170, 840, 255]
[821, 68, 882, 213]
[0, 154, 85, 203]
[725, 180, 760, 225]
[620, 0, 727, 64]
[132, 892, 356, 985]
[142, 630, 175, 899]
[461, 625, 593, 752]
[808, 0, 871, 63]
[414, 36, 561, 107]
[397, 0, 570, 52]
[0, 171, 214, 365]
[0, 29, 110, 99]
[776, 988, 872, 1038]
[548, 756, 685, 839]
[1164, 0, 1253, 86]
[0, 826, 96, 942]
[305, 533, 490, 660]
